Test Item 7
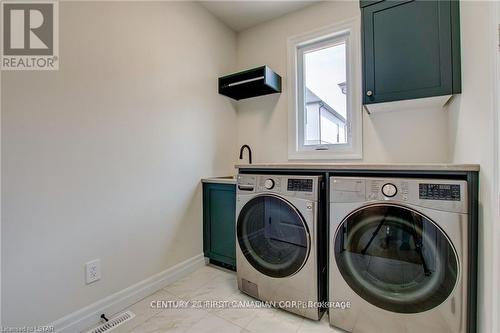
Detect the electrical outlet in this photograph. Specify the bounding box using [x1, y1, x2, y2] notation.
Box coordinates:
[85, 259, 101, 284]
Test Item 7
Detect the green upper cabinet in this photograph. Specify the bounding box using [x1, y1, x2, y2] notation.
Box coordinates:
[203, 182, 236, 270]
[361, 0, 461, 105]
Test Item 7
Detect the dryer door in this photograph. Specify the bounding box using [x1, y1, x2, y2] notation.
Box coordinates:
[334, 204, 459, 313]
[237, 194, 310, 278]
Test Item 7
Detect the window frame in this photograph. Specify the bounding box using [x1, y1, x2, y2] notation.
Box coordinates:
[287, 17, 362, 160]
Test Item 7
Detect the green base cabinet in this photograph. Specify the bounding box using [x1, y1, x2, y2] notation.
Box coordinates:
[361, 0, 461, 105]
[203, 183, 236, 270]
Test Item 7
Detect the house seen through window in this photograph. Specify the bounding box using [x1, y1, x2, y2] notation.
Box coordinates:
[303, 40, 347, 147]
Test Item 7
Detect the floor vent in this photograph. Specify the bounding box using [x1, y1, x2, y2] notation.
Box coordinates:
[84, 311, 135, 333]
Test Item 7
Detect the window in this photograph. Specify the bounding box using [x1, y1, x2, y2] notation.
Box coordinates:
[288, 18, 362, 159]
[302, 40, 347, 146]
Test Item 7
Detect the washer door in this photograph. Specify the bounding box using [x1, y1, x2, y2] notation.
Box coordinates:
[237, 194, 310, 278]
[334, 204, 459, 313]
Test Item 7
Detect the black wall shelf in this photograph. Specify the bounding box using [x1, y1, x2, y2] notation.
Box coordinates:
[218, 66, 282, 101]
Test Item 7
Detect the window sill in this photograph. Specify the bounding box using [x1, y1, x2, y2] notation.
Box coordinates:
[288, 150, 363, 160]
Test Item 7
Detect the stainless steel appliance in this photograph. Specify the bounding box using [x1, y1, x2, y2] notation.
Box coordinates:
[329, 177, 468, 332]
[236, 174, 324, 320]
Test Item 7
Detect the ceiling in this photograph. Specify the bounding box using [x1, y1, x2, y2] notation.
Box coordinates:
[199, 1, 320, 32]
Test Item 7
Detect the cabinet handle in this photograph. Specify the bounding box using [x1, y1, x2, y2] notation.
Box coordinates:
[366, 90, 373, 97]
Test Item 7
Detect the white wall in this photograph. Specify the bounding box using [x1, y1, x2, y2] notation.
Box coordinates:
[236, 1, 449, 164]
[1, 2, 237, 326]
[446, 2, 498, 332]
[494, 4, 500, 332]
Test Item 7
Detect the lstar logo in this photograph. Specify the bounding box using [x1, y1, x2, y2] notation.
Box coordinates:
[1, 1, 59, 70]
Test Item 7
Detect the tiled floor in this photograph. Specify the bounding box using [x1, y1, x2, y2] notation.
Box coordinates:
[95, 265, 339, 333]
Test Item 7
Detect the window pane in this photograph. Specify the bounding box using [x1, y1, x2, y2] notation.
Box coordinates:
[303, 41, 347, 146]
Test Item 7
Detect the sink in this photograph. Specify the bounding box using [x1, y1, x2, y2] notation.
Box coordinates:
[202, 175, 236, 184]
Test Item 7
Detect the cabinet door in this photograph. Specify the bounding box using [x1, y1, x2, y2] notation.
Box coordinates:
[203, 184, 236, 266]
[362, 0, 454, 104]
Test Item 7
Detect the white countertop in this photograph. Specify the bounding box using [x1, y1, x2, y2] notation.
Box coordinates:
[235, 163, 480, 172]
[201, 176, 236, 184]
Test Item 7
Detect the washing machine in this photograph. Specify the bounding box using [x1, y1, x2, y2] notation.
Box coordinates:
[329, 176, 468, 332]
[236, 174, 326, 320]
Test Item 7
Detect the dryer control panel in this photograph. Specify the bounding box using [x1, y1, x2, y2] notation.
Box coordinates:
[366, 179, 409, 202]
[330, 177, 467, 214]
[418, 183, 461, 201]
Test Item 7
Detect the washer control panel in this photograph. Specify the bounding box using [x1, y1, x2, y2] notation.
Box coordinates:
[287, 178, 313, 192]
[419, 183, 461, 201]
[264, 178, 275, 190]
[367, 179, 409, 201]
[381, 183, 397, 197]
[258, 176, 281, 192]
[237, 174, 320, 201]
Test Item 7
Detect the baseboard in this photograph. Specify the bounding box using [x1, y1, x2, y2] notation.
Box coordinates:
[51, 253, 205, 333]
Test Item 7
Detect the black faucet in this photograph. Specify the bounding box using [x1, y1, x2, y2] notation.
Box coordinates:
[239, 145, 252, 164]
